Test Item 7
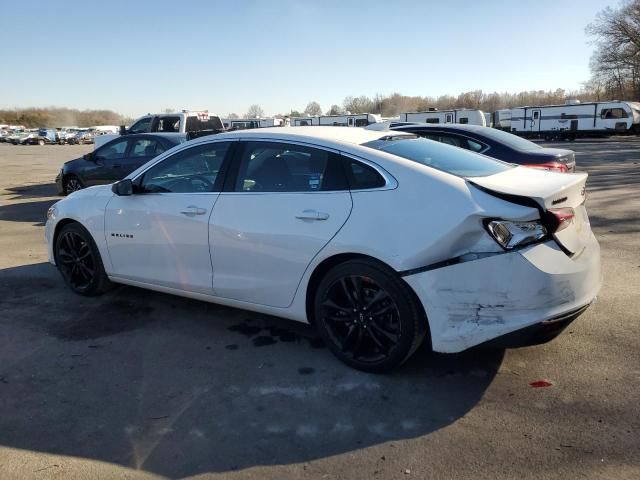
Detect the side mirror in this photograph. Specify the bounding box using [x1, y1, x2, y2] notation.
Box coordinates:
[119, 125, 127, 136]
[83, 152, 95, 162]
[112, 179, 133, 196]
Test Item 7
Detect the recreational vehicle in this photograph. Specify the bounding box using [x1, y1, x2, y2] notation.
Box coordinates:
[510, 100, 640, 139]
[290, 113, 381, 127]
[491, 109, 512, 131]
[222, 118, 286, 130]
[399, 109, 487, 127]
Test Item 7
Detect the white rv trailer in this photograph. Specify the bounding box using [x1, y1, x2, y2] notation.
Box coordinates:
[222, 118, 286, 130]
[491, 109, 512, 131]
[510, 100, 640, 139]
[399, 109, 487, 127]
[316, 113, 381, 127]
[290, 113, 381, 127]
[290, 117, 315, 126]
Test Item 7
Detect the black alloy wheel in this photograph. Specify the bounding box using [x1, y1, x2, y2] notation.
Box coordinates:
[54, 223, 112, 296]
[314, 259, 428, 372]
[64, 176, 83, 194]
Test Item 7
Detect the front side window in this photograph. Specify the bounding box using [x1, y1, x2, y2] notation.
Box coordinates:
[140, 142, 230, 193]
[97, 138, 129, 160]
[235, 142, 346, 192]
[129, 117, 152, 134]
[129, 138, 166, 158]
[364, 136, 513, 178]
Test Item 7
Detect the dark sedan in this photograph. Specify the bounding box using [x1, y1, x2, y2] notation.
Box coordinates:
[55, 133, 187, 195]
[372, 123, 576, 172]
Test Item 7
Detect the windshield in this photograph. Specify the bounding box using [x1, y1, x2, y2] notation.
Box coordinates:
[476, 127, 542, 151]
[364, 136, 514, 178]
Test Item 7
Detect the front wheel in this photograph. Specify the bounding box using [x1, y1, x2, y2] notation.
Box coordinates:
[54, 223, 112, 296]
[313, 259, 428, 372]
[63, 175, 83, 195]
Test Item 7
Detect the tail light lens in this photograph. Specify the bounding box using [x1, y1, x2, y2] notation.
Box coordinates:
[548, 207, 575, 233]
[525, 162, 569, 173]
[486, 220, 548, 250]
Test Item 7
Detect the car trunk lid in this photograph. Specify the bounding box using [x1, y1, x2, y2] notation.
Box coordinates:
[468, 166, 590, 254]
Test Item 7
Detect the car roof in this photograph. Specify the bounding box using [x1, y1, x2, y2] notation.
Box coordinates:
[392, 123, 488, 133]
[208, 126, 410, 147]
[135, 132, 187, 141]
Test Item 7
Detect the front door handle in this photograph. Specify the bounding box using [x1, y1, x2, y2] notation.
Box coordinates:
[180, 205, 207, 217]
[295, 209, 330, 221]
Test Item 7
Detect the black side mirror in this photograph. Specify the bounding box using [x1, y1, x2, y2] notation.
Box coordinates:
[83, 152, 95, 162]
[112, 179, 133, 196]
[119, 125, 127, 136]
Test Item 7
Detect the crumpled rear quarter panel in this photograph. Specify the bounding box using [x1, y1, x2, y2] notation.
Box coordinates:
[404, 236, 602, 353]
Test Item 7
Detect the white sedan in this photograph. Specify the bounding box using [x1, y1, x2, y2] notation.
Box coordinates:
[45, 127, 601, 371]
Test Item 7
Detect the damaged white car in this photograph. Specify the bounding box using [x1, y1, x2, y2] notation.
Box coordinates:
[45, 127, 601, 371]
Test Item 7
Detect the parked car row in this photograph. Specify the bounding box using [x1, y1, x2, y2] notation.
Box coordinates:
[0, 126, 118, 145]
[46, 126, 601, 371]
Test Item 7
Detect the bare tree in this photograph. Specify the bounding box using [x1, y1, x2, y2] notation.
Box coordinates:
[245, 104, 264, 118]
[326, 104, 344, 115]
[586, 0, 640, 99]
[304, 101, 323, 116]
[227, 113, 239, 119]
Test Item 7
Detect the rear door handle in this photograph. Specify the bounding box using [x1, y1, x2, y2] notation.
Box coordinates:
[295, 209, 330, 221]
[180, 205, 207, 217]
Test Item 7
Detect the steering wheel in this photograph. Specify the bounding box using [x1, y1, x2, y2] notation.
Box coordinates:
[188, 175, 214, 191]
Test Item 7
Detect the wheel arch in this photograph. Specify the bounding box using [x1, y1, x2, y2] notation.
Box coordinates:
[52, 218, 84, 254]
[304, 252, 432, 348]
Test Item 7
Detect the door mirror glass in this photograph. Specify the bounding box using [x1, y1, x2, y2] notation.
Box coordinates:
[112, 179, 133, 196]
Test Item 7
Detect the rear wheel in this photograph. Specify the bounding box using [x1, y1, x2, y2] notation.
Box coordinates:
[63, 175, 83, 195]
[313, 259, 428, 372]
[54, 223, 112, 296]
[38, 139, 45, 146]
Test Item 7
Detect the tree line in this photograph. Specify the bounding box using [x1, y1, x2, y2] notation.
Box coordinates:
[0, 107, 132, 128]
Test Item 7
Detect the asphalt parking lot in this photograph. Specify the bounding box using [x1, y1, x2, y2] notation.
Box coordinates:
[0, 139, 638, 480]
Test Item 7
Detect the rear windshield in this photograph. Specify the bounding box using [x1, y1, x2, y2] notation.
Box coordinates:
[364, 136, 513, 177]
[473, 127, 542, 151]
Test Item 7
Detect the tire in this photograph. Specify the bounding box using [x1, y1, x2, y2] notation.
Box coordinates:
[54, 222, 113, 296]
[38, 139, 45, 146]
[63, 175, 84, 195]
[313, 259, 428, 372]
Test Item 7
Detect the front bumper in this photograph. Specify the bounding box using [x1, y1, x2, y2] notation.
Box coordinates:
[55, 170, 64, 195]
[404, 235, 602, 353]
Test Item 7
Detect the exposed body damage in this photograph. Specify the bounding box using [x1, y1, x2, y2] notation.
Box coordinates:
[405, 235, 601, 353]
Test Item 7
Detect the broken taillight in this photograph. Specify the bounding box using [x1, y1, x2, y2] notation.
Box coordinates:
[549, 207, 575, 233]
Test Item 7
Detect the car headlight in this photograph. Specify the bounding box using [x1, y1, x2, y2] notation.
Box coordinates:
[486, 220, 547, 250]
[47, 205, 58, 220]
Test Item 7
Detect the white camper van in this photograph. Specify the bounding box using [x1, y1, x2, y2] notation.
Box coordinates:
[222, 118, 286, 130]
[490, 110, 512, 131]
[290, 113, 381, 127]
[399, 109, 487, 127]
[510, 100, 640, 139]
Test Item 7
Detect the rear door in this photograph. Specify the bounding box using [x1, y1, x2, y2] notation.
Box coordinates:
[124, 137, 171, 176]
[209, 140, 352, 307]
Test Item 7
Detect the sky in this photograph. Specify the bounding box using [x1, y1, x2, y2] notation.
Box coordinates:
[1, 0, 615, 118]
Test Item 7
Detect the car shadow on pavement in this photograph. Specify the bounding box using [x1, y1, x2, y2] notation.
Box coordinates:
[3, 182, 59, 199]
[0, 262, 504, 478]
[0, 199, 57, 226]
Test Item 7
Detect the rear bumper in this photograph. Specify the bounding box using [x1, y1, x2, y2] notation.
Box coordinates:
[404, 235, 602, 353]
[479, 302, 591, 348]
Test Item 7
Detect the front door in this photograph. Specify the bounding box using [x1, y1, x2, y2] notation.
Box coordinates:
[84, 137, 130, 186]
[104, 141, 232, 293]
[530, 109, 541, 132]
[210, 141, 352, 307]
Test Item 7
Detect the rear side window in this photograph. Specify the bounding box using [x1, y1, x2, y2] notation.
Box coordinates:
[344, 158, 386, 189]
[364, 137, 512, 178]
[129, 138, 166, 157]
[129, 117, 152, 134]
[234, 142, 347, 192]
[157, 117, 180, 132]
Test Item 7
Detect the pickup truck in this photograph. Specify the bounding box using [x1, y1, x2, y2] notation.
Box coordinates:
[94, 110, 224, 149]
